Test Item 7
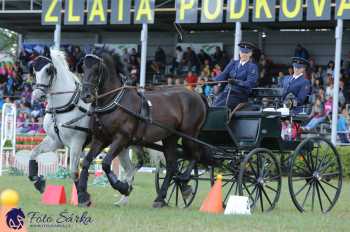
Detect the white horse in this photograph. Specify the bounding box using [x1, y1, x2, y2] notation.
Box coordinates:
[29, 49, 137, 205]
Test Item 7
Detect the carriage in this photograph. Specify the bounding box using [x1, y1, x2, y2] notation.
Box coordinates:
[155, 88, 343, 213]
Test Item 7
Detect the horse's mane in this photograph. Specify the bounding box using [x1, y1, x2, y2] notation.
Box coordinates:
[50, 49, 81, 84]
[94, 47, 129, 78]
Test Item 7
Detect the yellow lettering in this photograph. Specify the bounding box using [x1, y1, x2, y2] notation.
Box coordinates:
[255, 0, 273, 19]
[45, 0, 59, 23]
[337, 0, 350, 16]
[68, 0, 80, 22]
[281, 0, 302, 18]
[88, 0, 106, 22]
[203, 0, 222, 20]
[229, 0, 247, 19]
[118, 0, 124, 21]
[136, 0, 152, 21]
[179, 0, 195, 20]
[312, 0, 327, 17]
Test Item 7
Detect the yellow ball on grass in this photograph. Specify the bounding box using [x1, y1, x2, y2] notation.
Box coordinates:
[0, 189, 19, 206]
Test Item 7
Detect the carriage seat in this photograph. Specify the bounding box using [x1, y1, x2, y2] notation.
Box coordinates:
[228, 110, 281, 146]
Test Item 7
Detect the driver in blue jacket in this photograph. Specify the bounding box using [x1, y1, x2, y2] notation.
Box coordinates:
[213, 42, 259, 109]
[281, 57, 311, 108]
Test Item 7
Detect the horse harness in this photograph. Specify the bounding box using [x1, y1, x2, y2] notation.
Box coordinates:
[33, 56, 90, 143]
[92, 85, 152, 143]
[84, 53, 223, 152]
[45, 82, 91, 144]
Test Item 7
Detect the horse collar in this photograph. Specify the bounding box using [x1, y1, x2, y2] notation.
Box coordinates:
[46, 82, 81, 114]
[94, 87, 126, 114]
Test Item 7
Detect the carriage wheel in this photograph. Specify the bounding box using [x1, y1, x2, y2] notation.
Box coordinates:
[288, 137, 342, 213]
[155, 159, 198, 208]
[218, 160, 239, 206]
[238, 148, 282, 212]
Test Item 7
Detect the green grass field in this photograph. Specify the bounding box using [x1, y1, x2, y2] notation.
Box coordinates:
[1, 174, 350, 232]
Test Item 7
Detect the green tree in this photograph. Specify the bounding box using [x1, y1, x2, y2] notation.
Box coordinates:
[0, 28, 17, 55]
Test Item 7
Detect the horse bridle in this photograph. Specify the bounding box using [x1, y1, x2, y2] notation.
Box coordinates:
[33, 56, 57, 95]
[83, 54, 107, 102]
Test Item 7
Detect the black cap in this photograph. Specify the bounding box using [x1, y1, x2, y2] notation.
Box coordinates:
[291, 57, 309, 67]
[238, 41, 257, 53]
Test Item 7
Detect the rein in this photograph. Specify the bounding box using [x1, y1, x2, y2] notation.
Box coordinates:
[91, 80, 229, 100]
[48, 90, 77, 95]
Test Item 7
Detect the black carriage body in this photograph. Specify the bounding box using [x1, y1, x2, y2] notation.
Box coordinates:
[199, 107, 299, 151]
[155, 88, 343, 213]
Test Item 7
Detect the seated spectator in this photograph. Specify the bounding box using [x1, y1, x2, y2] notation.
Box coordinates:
[194, 78, 205, 95]
[129, 51, 140, 70]
[18, 102, 31, 115]
[201, 59, 211, 76]
[172, 46, 183, 75]
[203, 77, 214, 98]
[185, 71, 198, 90]
[167, 77, 173, 86]
[303, 97, 329, 131]
[219, 51, 230, 68]
[314, 66, 324, 85]
[20, 84, 32, 104]
[211, 64, 222, 77]
[183, 47, 199, 73]
[16, 112, 30, 134]
[273, 71, 284, 88]
[322, 61, 335, 86]
[37, 117, 46, 134]
[122, 48, 130, 64]
[212, 46, 223, 65]
[27, 117, 40, 135]
[5, 75, 15, 97]
[325, 75, 334, 99]
[337, 106, 350, 143]
[310, 78, 322, 103]
[151, 47, 166, 80]
[31, 100, 44, 118]
[175, 78, 182, 86]
[73, 46, 85, 73]
[198, 50, 211, 66]
[288, 66, 294, 76]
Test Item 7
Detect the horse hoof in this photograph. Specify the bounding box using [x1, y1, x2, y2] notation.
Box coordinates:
[120, 183, 133, 196]
[34, 176, 46, 194]
[78, 192, 91, 207]
[114, 195, 129, 207]
[78, 200, 92, 208]
[152, 201, 167, 208]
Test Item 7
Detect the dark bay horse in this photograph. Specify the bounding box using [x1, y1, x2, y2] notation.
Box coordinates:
[78, 50, 207, 207]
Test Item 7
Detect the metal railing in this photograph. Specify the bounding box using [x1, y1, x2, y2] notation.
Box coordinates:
[1, 0, 41, 13]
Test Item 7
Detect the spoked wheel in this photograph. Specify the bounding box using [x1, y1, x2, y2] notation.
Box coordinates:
[238, 148, 282, 212]
[288, 137, 342, 213]
[155, 159, 198, 208]
[218, 160, 240, 206]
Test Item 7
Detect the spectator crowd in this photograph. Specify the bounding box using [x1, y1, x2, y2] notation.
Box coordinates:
[1, 43, 350, 142]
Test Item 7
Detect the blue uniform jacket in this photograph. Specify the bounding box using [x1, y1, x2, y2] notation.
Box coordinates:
[214, 59, 259, 101]
[281, 75, 311, 106]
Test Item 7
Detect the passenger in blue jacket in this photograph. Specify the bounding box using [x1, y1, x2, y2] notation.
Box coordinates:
[213, 42, 259, 109]
[281, 57, 311, 107]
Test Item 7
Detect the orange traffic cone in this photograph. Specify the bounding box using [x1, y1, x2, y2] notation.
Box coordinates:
[0, 189, 27, 231]
[70, 184, 78, 206]
[41, 185, 66, 205]
[199, 174, 224, 214]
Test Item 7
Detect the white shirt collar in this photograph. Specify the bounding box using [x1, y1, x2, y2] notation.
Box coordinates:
[292, 73, 303, 79]
[240, 60, 248, 66]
